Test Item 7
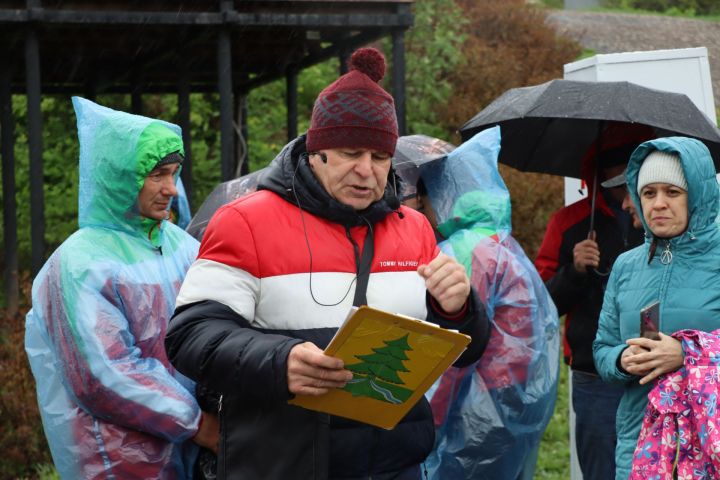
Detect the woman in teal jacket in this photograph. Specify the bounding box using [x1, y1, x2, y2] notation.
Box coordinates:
[593, 136, 720, 480]
[25, 98, 203, 479]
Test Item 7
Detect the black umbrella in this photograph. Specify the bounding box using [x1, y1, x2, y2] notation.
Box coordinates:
[392, 135, 456, 200]
[460, 79, 720, 178]
[185, 168, 266, 241]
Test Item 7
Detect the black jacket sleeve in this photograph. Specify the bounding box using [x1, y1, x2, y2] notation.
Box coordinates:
[165, 300, 304, 403]
[425, 288, 490, 368]
[544, 263, 591, 316]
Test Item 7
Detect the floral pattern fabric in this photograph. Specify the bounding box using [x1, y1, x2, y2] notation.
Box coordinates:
[631, 329, 720, 479]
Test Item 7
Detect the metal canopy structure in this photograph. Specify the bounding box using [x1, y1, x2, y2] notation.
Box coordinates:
[0, 0, 414, 313]
[1, 0, 413, 94]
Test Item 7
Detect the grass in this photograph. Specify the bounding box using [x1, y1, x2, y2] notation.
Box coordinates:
[537, 0, 720, 20]
[16, 464, 59, 480]
[577, 48, 598, 61]
[536, 361, 571, 479]
[589, 6, 720, 20]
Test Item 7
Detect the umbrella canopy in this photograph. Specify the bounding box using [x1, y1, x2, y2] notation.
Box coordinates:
[392, 134, 456, 200]
[185, 168, 266, 240]
[459, 79, 720, 178]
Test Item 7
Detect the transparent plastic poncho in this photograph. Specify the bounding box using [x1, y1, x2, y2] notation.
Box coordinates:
[24, 97, 201, 479]
[422, 126, 560, 479]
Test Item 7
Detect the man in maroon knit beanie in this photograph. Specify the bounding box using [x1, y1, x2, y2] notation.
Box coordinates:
[307, 47, 398, 155]
[166, 47, 490, 480]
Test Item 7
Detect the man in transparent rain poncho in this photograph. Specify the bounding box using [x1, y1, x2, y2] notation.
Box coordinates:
[410, 126, 560, 479]
[24, 97, 217, 479]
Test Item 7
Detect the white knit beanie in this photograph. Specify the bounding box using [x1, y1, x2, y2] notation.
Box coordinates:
[637, 150, 687, 195]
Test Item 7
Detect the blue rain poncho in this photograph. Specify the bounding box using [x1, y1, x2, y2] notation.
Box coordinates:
[25, 97, 201, 479]
[423, 126, 560, 479]
[173, 177, 192, 229]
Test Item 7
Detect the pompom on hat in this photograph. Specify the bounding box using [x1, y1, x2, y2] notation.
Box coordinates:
[637, 150, 688, 194]
[306, 47, 399, 156]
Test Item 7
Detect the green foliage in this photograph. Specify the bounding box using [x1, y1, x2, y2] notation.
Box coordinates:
[578, 48, 598, 60]
[539, 0, 565, 8]
[245, 60, 339, 171]
[537, 357, 571, 479]
[603, 0, 720, 15]
[8, 96, 80, 266]
[384, 0, 467, 139]
[35, 464, 60, 480]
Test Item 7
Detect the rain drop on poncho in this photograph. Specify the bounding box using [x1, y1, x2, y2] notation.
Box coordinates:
[25, 97, 201, 479]
[423, 126, 560, 479]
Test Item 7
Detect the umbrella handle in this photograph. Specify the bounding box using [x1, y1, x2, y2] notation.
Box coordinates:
[588, 120, 605, 237]
[589, 121, 612, 277]
[588, 172, 598, 237]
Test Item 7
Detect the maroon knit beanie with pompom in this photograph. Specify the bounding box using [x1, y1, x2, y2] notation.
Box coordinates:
[306, 47, 398, 155]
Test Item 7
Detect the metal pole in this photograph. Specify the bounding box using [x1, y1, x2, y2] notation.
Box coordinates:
[286, 67, 298, 142]
[240, 94, 249, 176]
[84, 75, 97, 102]
[218, 0, 235, 181]
[391, 29, 406, 136]
[26, 26, 45, 276]
[1, 67, 19, 315]
[177, 68, 192, 206]
[339, 49, 350, 75]
[131, 69, 143, 115]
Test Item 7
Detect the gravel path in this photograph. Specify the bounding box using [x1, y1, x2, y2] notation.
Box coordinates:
[547, 10, 720, 107]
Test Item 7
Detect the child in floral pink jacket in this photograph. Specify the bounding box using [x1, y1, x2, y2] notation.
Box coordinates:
[631, 329, 720, 479]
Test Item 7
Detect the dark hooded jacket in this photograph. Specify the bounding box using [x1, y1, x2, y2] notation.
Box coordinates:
[535, 131, 647, 373]
[165, 136, 490, 479]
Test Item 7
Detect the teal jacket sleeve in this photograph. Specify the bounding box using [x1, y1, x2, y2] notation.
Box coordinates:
[593, 263, 636, 384]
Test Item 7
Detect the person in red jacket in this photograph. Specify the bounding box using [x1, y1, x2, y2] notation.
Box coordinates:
[165, 47, 490, 480]
[535, 124, 650, 479]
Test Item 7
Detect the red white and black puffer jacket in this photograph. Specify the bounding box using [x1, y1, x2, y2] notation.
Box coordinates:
[166, 136, 489, 480]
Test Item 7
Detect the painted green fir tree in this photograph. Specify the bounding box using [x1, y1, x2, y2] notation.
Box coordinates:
[342, 334, 414, 404]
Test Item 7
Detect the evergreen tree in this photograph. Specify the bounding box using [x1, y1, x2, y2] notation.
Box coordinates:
[343, 334, 414, 404]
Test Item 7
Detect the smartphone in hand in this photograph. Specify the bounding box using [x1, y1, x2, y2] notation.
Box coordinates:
[640, 301, 661, 340]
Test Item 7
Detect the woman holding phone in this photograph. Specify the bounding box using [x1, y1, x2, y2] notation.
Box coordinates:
[593, 136, 720, 480]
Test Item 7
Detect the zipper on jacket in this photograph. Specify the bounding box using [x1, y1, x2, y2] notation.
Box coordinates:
[218, 394, 226, 478]
[659, 242, 672, 265]
[657, 240, 675, 327]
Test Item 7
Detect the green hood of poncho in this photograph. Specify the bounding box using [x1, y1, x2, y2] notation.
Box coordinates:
[420, 126, 510, 272]
[74, 97, 184, 246]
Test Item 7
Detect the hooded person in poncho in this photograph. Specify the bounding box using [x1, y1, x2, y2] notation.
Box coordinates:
[416, 126, 560, 480]
[25, 97, 217, 479]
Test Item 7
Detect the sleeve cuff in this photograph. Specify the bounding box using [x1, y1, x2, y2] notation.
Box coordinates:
[611, 344, 635, 381]
[428, 295, 469, 322]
